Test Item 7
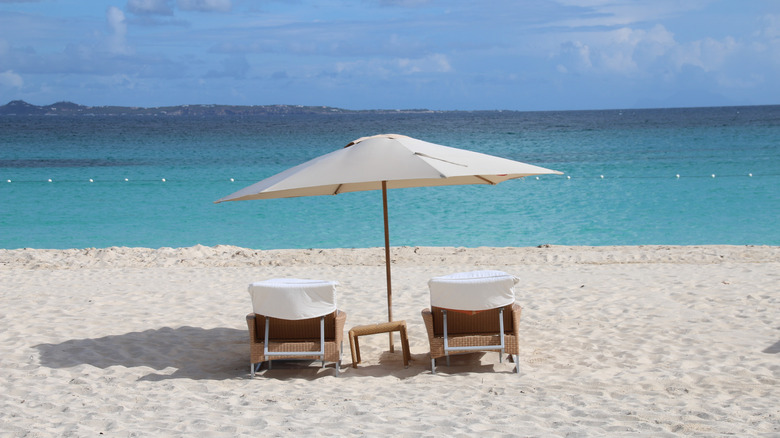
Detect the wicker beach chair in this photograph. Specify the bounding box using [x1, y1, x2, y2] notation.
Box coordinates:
[421, 270, 522, 374]
[246, 278, 346, 377]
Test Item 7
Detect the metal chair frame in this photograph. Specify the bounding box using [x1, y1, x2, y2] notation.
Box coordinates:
[251, 315, 341, 377]
[434, 307, 519, 374]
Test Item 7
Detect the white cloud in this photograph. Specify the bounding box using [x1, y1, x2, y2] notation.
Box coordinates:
[556, 24, 685, 76]
[397, 53, 452, 74]
[126, 0, 230, 19]
[378, 0, 435, 6]
[753, 14, 780, 64]
[595, 25, 676, 74]
[107, 73, 138, 90]
[558, 40, 593, 73]
[205, 55, 250, 79]
[673, 36, 738, 72]
[0, 70, 23, 88]
[177, 0, 230, 12]
[549, 0, 710, 29]
[334, 53, 452, 79]
[759, 14, 780, 39]
[127, 0, 174, 15]
[106, 6, 131, 55]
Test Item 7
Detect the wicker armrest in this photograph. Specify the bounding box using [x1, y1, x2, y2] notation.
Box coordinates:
[334, 310, 347, 345]
[510, 303, 522, 340]
[421, 308, 435, 341]
[246, 313, 259, 344]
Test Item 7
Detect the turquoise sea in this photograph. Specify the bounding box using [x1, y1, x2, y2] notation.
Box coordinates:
[1, 106, 779, 250]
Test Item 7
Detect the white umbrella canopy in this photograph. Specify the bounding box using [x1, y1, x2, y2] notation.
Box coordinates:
[216, 134, 562, 347]
[216, 134, 561, 201]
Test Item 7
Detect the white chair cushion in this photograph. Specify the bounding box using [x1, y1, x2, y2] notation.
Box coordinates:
[248, 278, 338, 320]
[428, 270, 518, 311]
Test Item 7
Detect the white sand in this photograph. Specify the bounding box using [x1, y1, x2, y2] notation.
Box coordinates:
[1, 245, 778, 436]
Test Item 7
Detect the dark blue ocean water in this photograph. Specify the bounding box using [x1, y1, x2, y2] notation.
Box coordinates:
[1, 106, 779, 250]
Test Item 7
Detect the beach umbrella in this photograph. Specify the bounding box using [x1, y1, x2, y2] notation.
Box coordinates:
[215, 134, 562, 347]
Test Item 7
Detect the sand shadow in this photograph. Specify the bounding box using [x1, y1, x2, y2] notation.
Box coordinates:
[389, 352, 519, 376]
[251, 359, 343, 380]
[342, 350, 520, 377]
[763, 340, 780, 354]
[428, 352, 514, 375]
[338, 351, 426, 379]
[249, 350, 423, 380]
[35, 326, 248, 381]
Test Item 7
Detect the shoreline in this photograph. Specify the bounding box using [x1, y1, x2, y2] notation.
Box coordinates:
[2, 244, 778, 435]
[2, 244, 778, 270]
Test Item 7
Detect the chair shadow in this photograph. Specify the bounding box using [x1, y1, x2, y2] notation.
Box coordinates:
[35, 326, 248, 381]
[345, 351, 516, 377]
[339, 351, 426, 379]
[254, 350, 426, 380]
[763, 340, 780, 354]
[252, 359, 343, 380]
[432, 352, 522, 375]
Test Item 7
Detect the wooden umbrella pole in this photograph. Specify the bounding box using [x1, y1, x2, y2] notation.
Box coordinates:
[382, 181, 394, 352]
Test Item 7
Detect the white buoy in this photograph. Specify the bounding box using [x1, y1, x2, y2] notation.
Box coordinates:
[567, 175, 571, 179]
[89, 179, 94, 182]
[162, 178, 166, 182]
[748, 173, 753, 177]
[230, 178, 235, 182]
[711, 174, 716, 178]
[48, 179, 52, 182]
[535, 177, 539, 180]
[676, 174, 680, 178]
[125, 178, 129, 182]
[6, 179, 10, 183]
[600, 175, 604, 179]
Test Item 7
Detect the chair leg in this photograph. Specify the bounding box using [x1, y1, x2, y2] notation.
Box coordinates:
[250, 362, 255, 378]
[431, 357, 436, 374]
[514, 355, 521, 374]
[446, 356, 450, 367]
[336, 342, 343, 376]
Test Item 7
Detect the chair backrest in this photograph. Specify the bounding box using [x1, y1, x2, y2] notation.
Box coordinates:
[428, 270, 518, 311]
[248, 278, 338, 320]
[251, 312, 338, 341]
[429, 305, 514, 336]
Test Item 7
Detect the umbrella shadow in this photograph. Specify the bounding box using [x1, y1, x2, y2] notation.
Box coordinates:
[339, 351, 427, 379]
[35, 326, 248, 381]
[763, 340, 780, 354]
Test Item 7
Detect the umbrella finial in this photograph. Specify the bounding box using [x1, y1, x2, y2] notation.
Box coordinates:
[344, 134, 409, 148]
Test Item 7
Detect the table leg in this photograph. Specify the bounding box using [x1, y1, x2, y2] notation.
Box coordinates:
[349, 331, 358, 368]
[400, 325, 411, 367]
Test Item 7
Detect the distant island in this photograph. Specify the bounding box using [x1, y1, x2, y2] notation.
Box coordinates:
[0, 100, 437, 116]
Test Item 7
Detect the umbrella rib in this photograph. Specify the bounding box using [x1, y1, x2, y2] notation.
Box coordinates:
[414, 152, 468, 167]
[476, 175, 498, 185]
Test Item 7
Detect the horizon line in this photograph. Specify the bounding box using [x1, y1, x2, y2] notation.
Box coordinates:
[2, 99, 779, 114]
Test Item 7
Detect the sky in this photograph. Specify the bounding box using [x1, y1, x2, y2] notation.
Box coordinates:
[0, 0, 778, 111]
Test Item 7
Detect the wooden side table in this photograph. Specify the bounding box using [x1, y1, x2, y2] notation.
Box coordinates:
[348, 320, 411, 368]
